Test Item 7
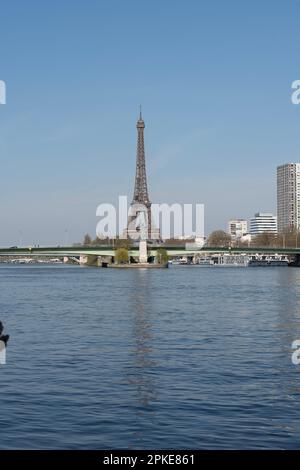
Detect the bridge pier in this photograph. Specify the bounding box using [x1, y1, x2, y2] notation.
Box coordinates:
[79, 255, 88, 265]
[99, 255, 114, 266]
[139, 240, 148, 263]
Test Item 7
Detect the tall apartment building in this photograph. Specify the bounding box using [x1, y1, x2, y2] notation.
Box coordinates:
[249, 213, 277, 235]
[277, 163, 300, 232]
[228, 219, 248, 238]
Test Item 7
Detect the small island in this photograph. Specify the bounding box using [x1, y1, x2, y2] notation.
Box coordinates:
[106, 245, 169, 268]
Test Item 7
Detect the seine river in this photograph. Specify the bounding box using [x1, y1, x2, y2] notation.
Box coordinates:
[0, 264, 300, 449]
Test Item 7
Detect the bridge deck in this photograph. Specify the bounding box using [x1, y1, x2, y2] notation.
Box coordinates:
[0, 245, 299, 257]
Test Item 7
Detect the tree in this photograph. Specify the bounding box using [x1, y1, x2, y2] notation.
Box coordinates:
[277, 229, 300, 248]
[83, 234, 92, 245]
[91, 237, 100, 245]
[114, 237, 132, 250]
[251, 232, 276, 247]
[206, 230, 231, 247]
[115, 248, 129, 264]
[156, 248, 169, 264]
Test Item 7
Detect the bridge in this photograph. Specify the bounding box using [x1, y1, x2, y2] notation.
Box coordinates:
[0, 245, 300, 258]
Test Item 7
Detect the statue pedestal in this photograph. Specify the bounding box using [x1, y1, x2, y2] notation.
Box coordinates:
[139, 240, 148, 264]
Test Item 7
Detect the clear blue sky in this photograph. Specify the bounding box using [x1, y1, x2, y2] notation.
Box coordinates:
[0, 0, 299, 245]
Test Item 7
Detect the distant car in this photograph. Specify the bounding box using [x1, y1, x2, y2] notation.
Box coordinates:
[9, 246, 18, 249]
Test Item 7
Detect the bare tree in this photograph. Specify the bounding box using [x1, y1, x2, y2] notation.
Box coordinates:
[251, 232, 276, 247]
[83, 234, 92, 245]
[275, 229, 300, 248]
[206, 230, 231, 247]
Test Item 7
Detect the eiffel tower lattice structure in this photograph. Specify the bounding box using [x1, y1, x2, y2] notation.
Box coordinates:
[126, 109, 160, 240]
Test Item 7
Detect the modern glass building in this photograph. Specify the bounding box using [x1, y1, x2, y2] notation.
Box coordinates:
[249, 213, 277, 235]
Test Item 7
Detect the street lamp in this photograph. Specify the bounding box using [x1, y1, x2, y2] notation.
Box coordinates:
[18, 230, 23, 247]
[64, 229, 68, 247]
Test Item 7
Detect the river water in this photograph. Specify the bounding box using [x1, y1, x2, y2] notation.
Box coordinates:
[0, 264, 300, 449]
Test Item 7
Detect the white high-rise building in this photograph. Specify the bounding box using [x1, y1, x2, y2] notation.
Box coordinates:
[228, 219, 248, 239]
[249, 213, 277, 235]
[277, 163, 300, 232]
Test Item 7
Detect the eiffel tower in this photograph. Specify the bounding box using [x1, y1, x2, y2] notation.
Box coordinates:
[126, 109, 160, 240]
